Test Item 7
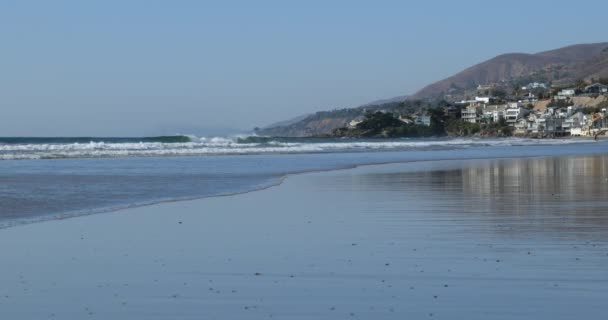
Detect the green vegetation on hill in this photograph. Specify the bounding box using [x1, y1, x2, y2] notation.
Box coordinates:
[444, 119, 513, 137]
[328, 111, 441, 138]
[257, 43, 608, 137]
[256, 99, 447, 137]
[327, 109, 513, 138]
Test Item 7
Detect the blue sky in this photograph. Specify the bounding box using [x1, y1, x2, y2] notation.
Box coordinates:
[1, 0, 607, 136]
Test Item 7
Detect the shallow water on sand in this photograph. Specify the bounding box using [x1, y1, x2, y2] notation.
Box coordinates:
[1, 154, 608, 319]
[2, 141, 608, 228]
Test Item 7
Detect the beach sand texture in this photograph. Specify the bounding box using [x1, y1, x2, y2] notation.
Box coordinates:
[1, 155, 607, 319]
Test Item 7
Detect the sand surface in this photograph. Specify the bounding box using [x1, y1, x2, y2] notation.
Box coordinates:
[1, 155, 607, 319]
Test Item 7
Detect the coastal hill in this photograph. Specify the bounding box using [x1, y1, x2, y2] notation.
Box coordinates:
[256, 42, 608, 137]
[411, 42, 608, 99]
[255, 100, 410, 137]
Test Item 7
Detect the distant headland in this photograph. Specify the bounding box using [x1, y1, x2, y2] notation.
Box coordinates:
[256, 42, 608, 139]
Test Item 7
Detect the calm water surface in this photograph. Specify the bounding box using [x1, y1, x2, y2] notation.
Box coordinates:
[0, 154, 606, 319]
[1, 141, 608, 227]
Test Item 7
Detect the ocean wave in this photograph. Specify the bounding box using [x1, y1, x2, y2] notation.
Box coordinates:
[0, 137, 594, 160]
[0, 135, 193, 145]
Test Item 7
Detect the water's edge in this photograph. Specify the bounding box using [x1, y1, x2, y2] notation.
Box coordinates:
[5, 148, 608, 231]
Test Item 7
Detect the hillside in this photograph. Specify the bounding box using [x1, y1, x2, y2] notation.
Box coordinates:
[411, 42, 608, 99]
[255, 101, 422, 137]
[257, 42, 608, 137]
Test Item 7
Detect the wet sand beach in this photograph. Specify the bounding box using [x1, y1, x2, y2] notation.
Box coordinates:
[1, 155, 608, 319]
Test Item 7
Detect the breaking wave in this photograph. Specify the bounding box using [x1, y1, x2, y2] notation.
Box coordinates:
[0, 135, 193, 145]
[0, 136, 594, 160]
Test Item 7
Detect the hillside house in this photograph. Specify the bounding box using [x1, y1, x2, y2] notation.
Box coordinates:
[518, 92, 539, 103]
[481, 105, 506, 123]
[475, 96, 491, 104]
[443, 105, 460, 118]
[557, 89, 576, 99]
[521, 82, 547, 90]
[461, 104, 479, 123]
[414, 115, 432, 126]
[585, 83, 608, 94]
[505, 106, 529, 126]
[477, 84, 494, 91]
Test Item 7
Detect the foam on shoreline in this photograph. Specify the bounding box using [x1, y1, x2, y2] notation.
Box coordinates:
[2, 141, 607, 230]
[0, 137, 593, 160]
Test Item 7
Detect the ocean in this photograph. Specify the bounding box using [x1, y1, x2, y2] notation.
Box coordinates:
[1, 136, 608, 319]
[0, 136, 606, 228]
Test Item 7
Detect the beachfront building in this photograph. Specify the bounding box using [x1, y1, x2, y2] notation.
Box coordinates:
[480, 104, 506, 123]
[514, 118, 530, 135]
[461, 104, 479, 123]
[570, 127, 583, 136]
[541, 116, 566, 136]
[526, 114, 540, 134]
[562, 112, 587, 135]
[505, 105, 529, 126]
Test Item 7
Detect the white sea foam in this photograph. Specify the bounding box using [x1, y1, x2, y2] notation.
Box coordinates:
[0, 138, 594, 160]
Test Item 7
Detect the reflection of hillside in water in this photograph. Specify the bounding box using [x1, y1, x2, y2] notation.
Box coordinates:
[343, 155, 608, 240]
[458, 156, 608, 215]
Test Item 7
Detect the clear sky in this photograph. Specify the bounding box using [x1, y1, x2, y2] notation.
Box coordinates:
[1, 0, 607, 136]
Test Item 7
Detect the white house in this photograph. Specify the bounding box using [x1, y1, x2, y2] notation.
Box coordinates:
[505, 106, 529, 126]
[570, 127, 583, 136]
[475, 96, 490, 104]
[558, 89, 576, 98]
[562, 112, 586, 135]
[522, 82, 548, 90]
[507, 102, 522, 109]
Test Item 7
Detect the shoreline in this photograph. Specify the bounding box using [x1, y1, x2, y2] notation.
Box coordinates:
[2, 151, 607, 319]
[0, 136, 597, 161]
[4, 142, 608, 231]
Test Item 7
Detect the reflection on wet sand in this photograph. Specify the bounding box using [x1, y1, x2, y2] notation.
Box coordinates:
[1, 155, 608, 320]
[343, 155, 608, 240]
